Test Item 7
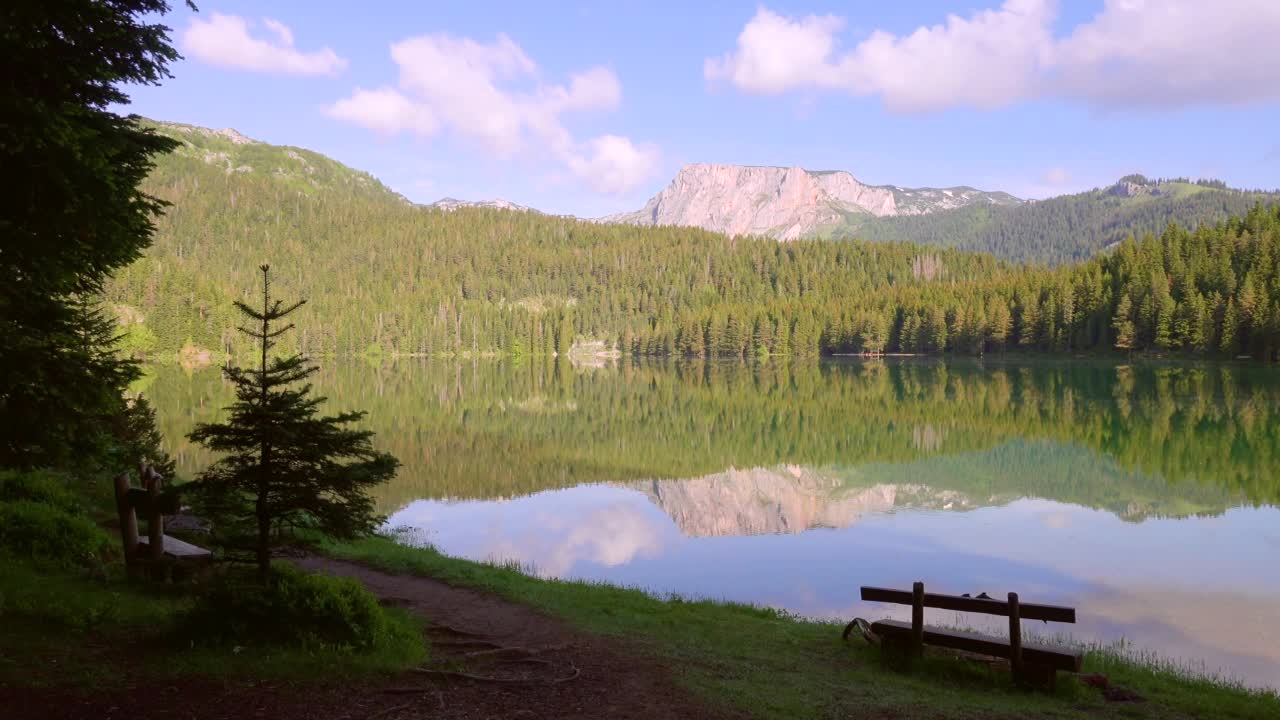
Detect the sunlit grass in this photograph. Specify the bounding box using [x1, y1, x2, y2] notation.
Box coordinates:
[327, 534, 1280, 720]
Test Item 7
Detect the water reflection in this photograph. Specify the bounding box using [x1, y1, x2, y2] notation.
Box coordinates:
[392, 486, 673, 578]
[386, 481, 1280, 688]
[632, 467, 897, 536]
[144, 358, 1280, 688]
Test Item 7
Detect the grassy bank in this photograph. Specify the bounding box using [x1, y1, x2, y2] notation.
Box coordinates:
[0, 558, 427, 688]
[0, 469, 427, 689]
[326, 535, 1280, 720]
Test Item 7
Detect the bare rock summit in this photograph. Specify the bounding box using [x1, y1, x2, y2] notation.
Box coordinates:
[601, 163, 1020, 241]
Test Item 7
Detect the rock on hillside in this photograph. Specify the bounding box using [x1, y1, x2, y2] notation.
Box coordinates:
[429, 197, 537, 213]
[601, 163, 1020, 241]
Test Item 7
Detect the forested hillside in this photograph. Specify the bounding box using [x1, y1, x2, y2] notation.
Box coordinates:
[838, 176, 1280, 265]
[105, 124, 1280, 362]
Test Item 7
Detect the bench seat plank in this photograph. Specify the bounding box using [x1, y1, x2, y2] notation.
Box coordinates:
[137, 534, 212, 560]
[871, 620, 1082, 672]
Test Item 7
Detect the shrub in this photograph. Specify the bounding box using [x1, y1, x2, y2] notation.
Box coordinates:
[0, 499, 111, 568]
[182, 565, 395, 650]
[0, 470, 81, 514]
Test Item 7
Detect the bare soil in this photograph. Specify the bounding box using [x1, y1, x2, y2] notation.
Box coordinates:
[2, 557, 739, 720]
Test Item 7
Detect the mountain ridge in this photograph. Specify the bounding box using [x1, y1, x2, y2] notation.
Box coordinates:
[599, 163, 1021, 241]
[141, 119, 1280, 268]
[429, 197, 538, 213]
[843, 175, 1280, 264]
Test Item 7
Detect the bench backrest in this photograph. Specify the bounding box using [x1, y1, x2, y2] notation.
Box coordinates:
[861, 582, 1078, 680]
[861, 586, 1076, 623]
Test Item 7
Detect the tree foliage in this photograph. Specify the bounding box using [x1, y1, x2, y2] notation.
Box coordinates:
[0, 1, 184, 468]
[188, 266, 398, 575]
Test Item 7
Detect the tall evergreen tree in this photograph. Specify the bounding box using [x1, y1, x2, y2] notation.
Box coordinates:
[1114, 295, 1137, 353]
[0, 0, 186, 468]
[189, 266, 398, 575]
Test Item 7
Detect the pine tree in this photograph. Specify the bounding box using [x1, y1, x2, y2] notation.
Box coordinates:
[1220, 300, 1241, 356]
[986, 298, 1012, 352]
[189, 266, 399, 576]
[1114, 294, 1137, 352]
[1155, 294, 1179, 349]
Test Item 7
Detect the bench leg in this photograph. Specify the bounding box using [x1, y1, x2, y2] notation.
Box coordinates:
[879, 634, 918, 671]
[1021, 663, 1057, 691]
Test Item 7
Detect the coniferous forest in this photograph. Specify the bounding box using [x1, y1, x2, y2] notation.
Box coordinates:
[837, 175, 1280, 266]
[106, 129, 1280, 362]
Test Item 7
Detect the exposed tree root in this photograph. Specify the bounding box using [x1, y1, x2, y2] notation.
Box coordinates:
[463, 642, 570, 658]
[551, 663, 581, 684]
[432, 638, 507, 650]
[427, 622, 488, 638]
[405, 662, 581, 685]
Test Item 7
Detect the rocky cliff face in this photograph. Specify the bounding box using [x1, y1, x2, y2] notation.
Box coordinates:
[601, 164, 1020, 241]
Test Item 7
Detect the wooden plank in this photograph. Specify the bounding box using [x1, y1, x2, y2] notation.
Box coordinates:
[137, 534, 212, 560]
[871, 620, 1083, 672]
[861, 586, 1076, 623]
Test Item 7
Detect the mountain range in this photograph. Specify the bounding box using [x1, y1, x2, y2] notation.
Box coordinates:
[604, 166, 1280, 264]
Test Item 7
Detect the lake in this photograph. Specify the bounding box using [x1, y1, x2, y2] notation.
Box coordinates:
[143, 357, 1280, 689]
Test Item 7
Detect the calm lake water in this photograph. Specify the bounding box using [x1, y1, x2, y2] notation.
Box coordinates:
[144, 357, 1280, 689]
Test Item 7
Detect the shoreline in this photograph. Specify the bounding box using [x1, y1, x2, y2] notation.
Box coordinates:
[321, 535, 1280, 716]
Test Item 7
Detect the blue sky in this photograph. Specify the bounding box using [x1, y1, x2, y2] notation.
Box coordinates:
[124, 1, 1280, 216]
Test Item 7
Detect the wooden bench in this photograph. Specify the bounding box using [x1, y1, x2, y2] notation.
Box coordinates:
[112, 464, 212, 580]
[858, 582, 1083, 687]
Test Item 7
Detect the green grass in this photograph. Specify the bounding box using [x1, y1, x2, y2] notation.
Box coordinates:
[325, 535, 1280, 720]
[0, 557, 426, 688]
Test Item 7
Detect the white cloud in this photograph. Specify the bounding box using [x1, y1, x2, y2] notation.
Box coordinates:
[708, 1, 1280, 112]
[704, 9, 847, 94]
[261, 18, 293, 47]
[1053, 0, 1280, 109]
[329, 33, 656, 195]
[327, 88, 438, 136]
[567, 135, 661, 195]
[183, 13, 346, 76]
[1042, 167, 1071, 185]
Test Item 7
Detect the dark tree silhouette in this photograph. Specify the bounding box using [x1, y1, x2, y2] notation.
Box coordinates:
[0, 1, 187, 468]
[189, 266, 398, 575]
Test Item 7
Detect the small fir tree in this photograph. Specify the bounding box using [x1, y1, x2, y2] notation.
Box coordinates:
[189, 266, 398, 575]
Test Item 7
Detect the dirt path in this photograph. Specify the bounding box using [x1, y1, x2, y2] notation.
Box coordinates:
[4, 557, 738, 720]
[297, 556, 735, 720]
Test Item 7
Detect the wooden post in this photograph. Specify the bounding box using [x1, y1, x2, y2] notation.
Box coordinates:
[144, 465, 164, 572]
[911, 581, 925, 658]
[1008, 592, 1023, 684]
[112, 472, 139, 578]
